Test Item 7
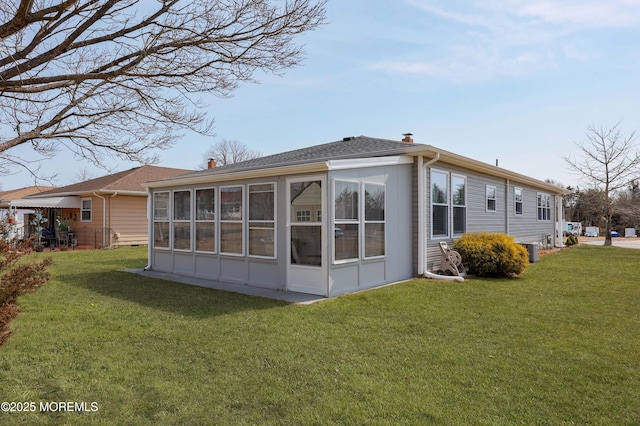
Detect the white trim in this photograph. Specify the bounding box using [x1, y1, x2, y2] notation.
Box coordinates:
[194, 187, 217, 254]
[248, 181, 277, 259]
[219, 185, 245, 257]
[80, 198, 93, 222]
[430, 169, 450, 239]
[486, 185, 497, 213]
[326, 156, 414, 170]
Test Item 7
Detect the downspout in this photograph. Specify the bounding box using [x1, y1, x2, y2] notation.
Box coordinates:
[505, 179, 510, 235]
[110, 192, 118, 247]
[145, 188, 152, 270]
[420, 153, 464, 282]
[93, 192, 107, 248]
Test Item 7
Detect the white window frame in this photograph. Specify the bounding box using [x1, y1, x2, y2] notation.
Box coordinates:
[195, 187, 216, 253]
[333, 179, 360, 264]
[80, 198, 92, 222]
[219, 185, 245, 256]
[248, 182, 276, 259]
[537, 193, 552, 221]
[363, 182, 385, 260]
[153, 191, 170, 250]
[514, 187, 523, 216]
[486, 185, 497, 212]
[430, 169, 450, 239]
[451, 174, 467, 236]
[172, 189, 192, 252]
[296, 210, 311, 222]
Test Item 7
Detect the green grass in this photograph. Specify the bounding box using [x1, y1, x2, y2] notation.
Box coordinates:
[1, 245, 639, 425]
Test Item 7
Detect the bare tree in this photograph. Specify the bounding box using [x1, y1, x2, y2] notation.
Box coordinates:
[202, 139, 262, 168]
[564, 123, 640, 245]
[0, 0, 326, 180]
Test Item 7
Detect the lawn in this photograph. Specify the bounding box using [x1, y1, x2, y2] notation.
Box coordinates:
[1, 245, 639, 425]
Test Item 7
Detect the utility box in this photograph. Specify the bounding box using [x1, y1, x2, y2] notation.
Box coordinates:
[521, 243, 539, 263]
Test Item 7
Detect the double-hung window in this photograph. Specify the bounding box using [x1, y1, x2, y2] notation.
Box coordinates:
[249, 183, 275, 258]
[431, 170, 449, 237]
[153, 192, 170, 249]
[81, 198, 92, 222]
[173, 190, 191, 251]
[195, 188, 216, 252]
[537, 193, 551, 221]
[334, 181, 359, 262]
[452, 175, 466, 235]
[486, 185, 497, 212]
[364, 184, 385, 258]
[220, 186, 244, 255]
[514, 187, 523, 215]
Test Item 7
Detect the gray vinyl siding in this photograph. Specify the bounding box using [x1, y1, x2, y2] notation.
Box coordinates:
[508, 184, 556, 245]
[424, 161, 557, 272]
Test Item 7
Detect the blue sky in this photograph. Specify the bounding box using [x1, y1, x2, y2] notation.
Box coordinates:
[4, 0, 640, 189]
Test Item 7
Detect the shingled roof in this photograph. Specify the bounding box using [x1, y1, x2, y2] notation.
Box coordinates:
[33, 165, 193, 197]
[186, 135, 424, 177]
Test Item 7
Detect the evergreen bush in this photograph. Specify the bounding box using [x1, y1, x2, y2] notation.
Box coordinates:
[565, 235, 579, 246]
[453, 232, 529, 277]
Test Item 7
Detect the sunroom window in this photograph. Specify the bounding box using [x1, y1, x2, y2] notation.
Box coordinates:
[173, 190, 191, 251]
[195, 188, 215, 252]
[249, 183, 275, 258]
[220, 186, 243, 255]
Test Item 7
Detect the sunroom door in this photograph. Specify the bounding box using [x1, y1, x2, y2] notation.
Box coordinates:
[287, 177, 327, 296]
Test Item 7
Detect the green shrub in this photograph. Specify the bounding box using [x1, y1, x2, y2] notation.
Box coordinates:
[565, 235, 579, 246]
[453, 232, 529, 277]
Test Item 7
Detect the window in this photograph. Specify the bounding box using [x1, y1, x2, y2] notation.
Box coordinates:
[537, 193, 551, 221]
[514, 187, 523, 215]
[220, 186, 243, 255]
[195, 188, 215, 252]
[249, 183, 275, 258]
[431, 170, 449, 237]
[173, 190, 191, 250]
[364, 184, 385, 258]
[153, 192, 170, 249]
[296, 210, 311, 222]
[81, 198, 92, 222]
[452, 175, 466, 235]
[334, 181, 359, 261]
[486, 185, 497, 212]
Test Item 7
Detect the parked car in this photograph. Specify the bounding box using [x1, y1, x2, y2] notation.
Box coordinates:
[584, 230, 598, 237]
[611, 231, 621, 237]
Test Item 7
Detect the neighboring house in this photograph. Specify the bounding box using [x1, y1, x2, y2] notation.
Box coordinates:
[145, 135, 566, 297]
[8, 166, 192, 247]
[1, 186, 55, 240]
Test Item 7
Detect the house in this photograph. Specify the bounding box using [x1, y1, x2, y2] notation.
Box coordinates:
[1, 186, 55, 240]
[7, 166, 192, 247]
[144, 135, 566, 297]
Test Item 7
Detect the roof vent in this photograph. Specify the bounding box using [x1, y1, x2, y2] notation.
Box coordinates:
[343, 136, 354, 141]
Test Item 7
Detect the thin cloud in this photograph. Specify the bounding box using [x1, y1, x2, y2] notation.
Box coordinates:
[371, 0, 640, 81]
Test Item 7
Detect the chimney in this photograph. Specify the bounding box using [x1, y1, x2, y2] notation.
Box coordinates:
[402, 133, 414, 143]
[207, 158, 217, 169]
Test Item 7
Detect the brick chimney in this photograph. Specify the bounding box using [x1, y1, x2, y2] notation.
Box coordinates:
[402, 133, 414, 143]
[207, 158, 217, 169]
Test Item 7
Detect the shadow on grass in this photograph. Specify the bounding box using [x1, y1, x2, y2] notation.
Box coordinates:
[58, 269, 289, 318]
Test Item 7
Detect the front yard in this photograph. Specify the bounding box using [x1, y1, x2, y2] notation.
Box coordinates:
[1, 245, 639, 425]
